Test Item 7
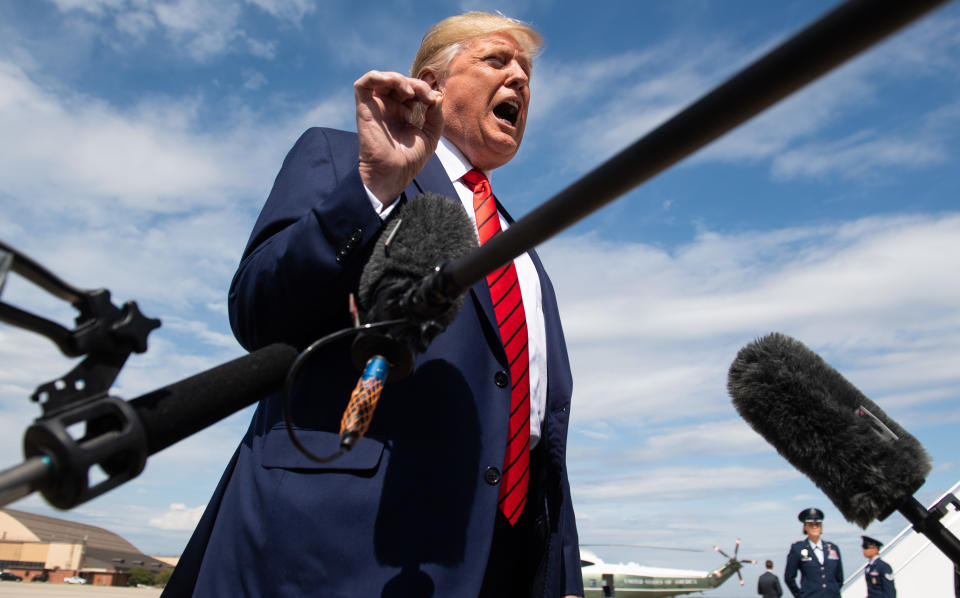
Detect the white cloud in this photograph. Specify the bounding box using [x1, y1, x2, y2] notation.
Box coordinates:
[0, 331, 71, 467]
[245, 0, 316, 25]
[550, 215, 960, 341]
[772, 131, 946, 180]
[624, 420, 771, 462]
[0, 57, 352, 230]
[148, 503, 206, 530]
[48, 0, 129, 15]
[0, 61, 252, 213]
[114, 9, 157, 40]
[530, 13, 960, 182]
[153, 0, 245, 61]
[737, 501, 783, 514]
[573, 466, 800, 502]
[529, 49, 662, 122]
[544, 213, 960, 424]
[161, 316, 238, 349]
[46, 0, 290, 61]
[245, 37, 276, 60]
[529, 43, 728, 167]
[242, 68, 268, 90]
[696, 61, 876, 165]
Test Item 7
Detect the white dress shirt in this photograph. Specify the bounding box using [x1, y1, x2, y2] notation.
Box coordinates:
[810, 540, 824, 564]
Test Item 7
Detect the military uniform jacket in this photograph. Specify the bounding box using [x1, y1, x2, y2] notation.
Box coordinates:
[865, 558, 896, 598]
[784, 539, 843, 598]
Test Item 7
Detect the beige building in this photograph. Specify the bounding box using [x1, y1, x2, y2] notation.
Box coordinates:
[0, 508, 174, 585]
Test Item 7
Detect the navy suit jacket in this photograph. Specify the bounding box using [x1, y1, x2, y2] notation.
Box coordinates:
[784, 539, 843, 598]
[758, 570, 783, 598]
[162, 128, 582, 597]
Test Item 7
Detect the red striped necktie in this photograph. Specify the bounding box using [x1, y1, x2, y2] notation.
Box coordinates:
[461, 168, 530, 526]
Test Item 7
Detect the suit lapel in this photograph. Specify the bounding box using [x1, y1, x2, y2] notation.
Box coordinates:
[408, 155, 502, 360]
[406, 153, 455, 199]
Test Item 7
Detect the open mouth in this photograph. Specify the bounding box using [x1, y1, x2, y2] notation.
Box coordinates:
[493, 100, 519, 127]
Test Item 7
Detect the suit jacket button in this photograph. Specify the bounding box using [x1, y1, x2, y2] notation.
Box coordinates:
[485, 467, 501, 485]
[494, 370, 509, 388]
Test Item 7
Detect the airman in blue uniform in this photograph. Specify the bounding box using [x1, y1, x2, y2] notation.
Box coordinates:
[784, 508, 843, 598]
[862, 535, 896, 598]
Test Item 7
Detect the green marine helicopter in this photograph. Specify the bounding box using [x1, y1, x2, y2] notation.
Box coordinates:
[581, 540, 755, 597]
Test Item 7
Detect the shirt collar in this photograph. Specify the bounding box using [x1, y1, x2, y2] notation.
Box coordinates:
[436, 137, 491, 184]
[809, 539, 823, 550]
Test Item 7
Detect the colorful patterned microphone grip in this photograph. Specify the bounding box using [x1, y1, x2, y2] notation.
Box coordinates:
[339, 355, 388, 449]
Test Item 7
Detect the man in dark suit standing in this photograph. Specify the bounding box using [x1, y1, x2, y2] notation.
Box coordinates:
[784, 508, 843, 598]
[861, 535, 896, 598]
[162, 11, 582, 598]
[758, 559, 783, 598]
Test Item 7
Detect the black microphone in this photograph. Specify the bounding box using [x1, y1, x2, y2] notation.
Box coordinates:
[336, 192, 478, 450]
[130, 342, 298, 454]
[3, 342, 298, 509]
[728, 332, 929, 526]
[356, 191, 478, 359]
[728, 332, 960, 565]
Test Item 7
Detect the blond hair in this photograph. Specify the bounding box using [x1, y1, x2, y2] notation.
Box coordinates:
[410, 12, 542, 79]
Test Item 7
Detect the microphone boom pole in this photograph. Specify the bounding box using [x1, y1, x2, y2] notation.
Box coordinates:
[432, 0, 952, 296]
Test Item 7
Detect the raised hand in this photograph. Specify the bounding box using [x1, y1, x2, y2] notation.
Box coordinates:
[354, 70, 444, 206]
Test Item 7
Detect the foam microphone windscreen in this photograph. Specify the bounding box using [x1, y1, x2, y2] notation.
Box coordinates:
[728, 332, 931, 527]
[358, 192, 477, 334]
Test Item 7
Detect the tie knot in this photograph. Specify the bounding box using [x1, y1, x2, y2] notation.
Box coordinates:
[461, 168, 488, 192]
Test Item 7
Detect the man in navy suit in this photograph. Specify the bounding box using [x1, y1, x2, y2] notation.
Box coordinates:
[861, 535, 896, 598]
[758, 560, 783, 597]
[784, 508, 843, 598]
[162, 11, 582, 598]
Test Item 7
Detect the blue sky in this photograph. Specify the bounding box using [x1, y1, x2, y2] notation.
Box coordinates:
[1, 0, 959, 593]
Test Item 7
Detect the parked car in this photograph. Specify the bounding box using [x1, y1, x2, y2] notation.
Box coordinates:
[64, 575, 87, 584]
[0, 572, 22, 581]
[31, 572, 49, 582]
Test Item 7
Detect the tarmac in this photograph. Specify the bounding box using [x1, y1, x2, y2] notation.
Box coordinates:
[0, 583, 162, 598]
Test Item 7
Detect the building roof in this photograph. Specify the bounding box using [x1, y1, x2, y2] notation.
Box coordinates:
[0, 508, 172, 572]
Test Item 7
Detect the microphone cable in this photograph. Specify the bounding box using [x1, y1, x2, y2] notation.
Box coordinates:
[281, 318, 407, 464]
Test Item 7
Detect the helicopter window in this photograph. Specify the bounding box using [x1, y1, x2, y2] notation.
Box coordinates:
[580, 559, 595, 567]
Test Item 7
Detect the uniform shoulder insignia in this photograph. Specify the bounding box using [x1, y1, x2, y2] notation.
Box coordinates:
[884, 572, 895, 580]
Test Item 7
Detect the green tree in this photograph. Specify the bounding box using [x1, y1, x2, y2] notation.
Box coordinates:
[155, 569, 173, 587]
[127, 568, 155, 586]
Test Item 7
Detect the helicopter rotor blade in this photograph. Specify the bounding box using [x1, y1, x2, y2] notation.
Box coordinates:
[581, 543, 704, 553]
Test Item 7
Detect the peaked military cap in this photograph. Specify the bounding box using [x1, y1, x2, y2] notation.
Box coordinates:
[861, 535, 883, 549]
[798, 507, 824, 522]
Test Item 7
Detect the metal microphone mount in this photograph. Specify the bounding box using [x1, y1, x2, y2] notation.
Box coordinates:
[0, 241, 160, 508]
